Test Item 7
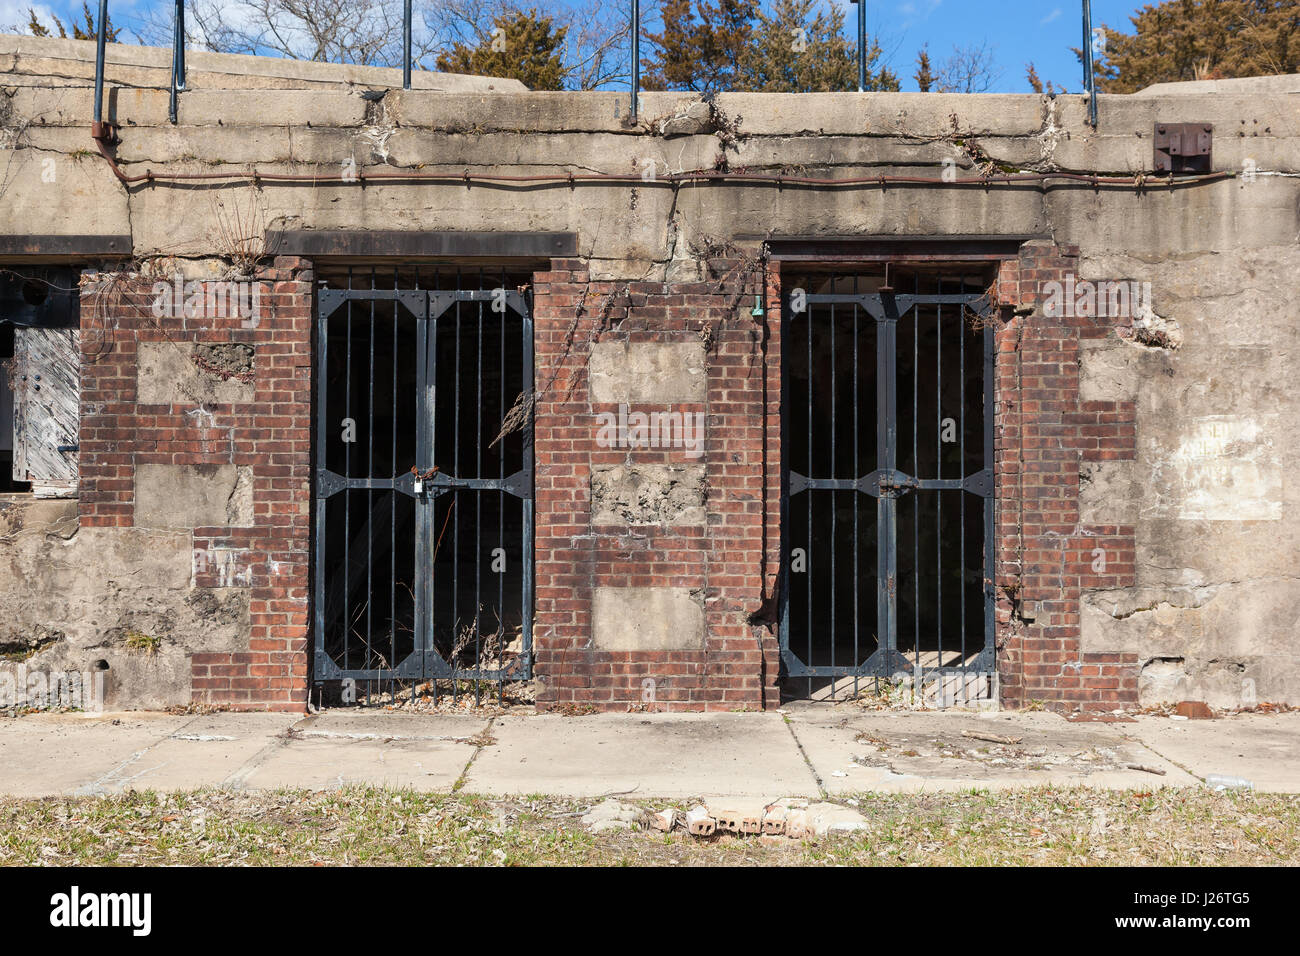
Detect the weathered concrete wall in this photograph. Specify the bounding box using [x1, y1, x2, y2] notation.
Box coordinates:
[1, 35, 1297, 710]
[0, 494, 249, 709]
[1074, 245, 1300, 707]
[4, 36, 1296, 274]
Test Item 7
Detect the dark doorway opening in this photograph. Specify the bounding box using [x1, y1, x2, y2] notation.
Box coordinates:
[313, 265, 534, 707]
[780, 266, 995, 704]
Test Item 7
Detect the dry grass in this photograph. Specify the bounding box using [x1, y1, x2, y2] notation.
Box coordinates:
[1, 787, 1297, 867]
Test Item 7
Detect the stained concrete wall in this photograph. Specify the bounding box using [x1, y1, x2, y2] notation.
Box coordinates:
[2, 35, 1297, 709]
[0, 495, 249, 709]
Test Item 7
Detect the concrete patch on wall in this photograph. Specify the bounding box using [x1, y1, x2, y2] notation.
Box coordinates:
[135, 463, 254, 529]
[1079, 460, 1139, 526]
[592, 587, 705, 651]
[0, 499, 251, 708]
[591, 464, 706, 526]
[1142, 415, 1282, 521]
[1079, 338, 1142, 403]
[588, 341, 706, 404]
[137, 341, 255, 404]
[1082, 580, 1299, 707]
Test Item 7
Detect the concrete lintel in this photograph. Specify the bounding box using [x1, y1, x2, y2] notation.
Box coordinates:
[763, 234, 1044, 261]
[0, 234, 132, 260]
[267, 230, 579, 260]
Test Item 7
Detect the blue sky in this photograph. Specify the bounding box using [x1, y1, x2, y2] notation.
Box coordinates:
[857, 0, 1145, 91]
[6, 0, 1152, 92]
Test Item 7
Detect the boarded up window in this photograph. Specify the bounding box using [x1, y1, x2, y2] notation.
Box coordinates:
[11, 326, 80, 496]
[1, 268, 80, 498]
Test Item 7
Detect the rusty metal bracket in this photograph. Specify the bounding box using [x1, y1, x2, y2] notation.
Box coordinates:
[1154, 123, 1212, 173]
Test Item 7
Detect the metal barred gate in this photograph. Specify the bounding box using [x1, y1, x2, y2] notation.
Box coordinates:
[313, 268, 533, 697]
[780, 270, 996, 703]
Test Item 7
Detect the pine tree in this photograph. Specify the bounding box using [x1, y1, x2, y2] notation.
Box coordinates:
[914, 45, 934, 91]
[642, 0, 759, 94]
[436, 9, 567, 91]
[1091, 0, 1298, 92]
[26, 3, 120, 42]
[737, 0, 897, 92]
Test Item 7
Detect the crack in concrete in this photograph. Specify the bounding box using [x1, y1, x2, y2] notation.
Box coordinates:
[222, 713, 315, 790]
[781, 715, 827, 799]
[451, 716, 496, 793]
[70, 713, 206, 796]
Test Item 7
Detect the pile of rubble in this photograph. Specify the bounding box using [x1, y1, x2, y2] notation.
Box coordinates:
[581, 797, 870, 840]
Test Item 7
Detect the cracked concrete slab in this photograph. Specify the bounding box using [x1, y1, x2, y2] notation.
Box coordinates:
[95, 713, 302, 793]
[463, 713, 819, 798]
[0, 711, 192, 797]
[1122, 713, 1300, 792]
[231, 715, 490, 792]
[782, 705, 1200, 793]
[2, 709, 1296, 797]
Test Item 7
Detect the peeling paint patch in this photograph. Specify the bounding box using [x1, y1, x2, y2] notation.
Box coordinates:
[1145, 415, 1282, 521]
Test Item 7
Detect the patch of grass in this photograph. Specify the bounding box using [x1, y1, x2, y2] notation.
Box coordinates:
[0, 787, 1296, 867]
[124, 630, 162, 655]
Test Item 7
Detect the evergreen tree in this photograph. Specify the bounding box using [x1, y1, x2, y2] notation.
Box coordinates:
[436, 8, 568, 90]
[1091, 0, 1298, 92]
[914, 45, 934, 91]
[738, 0, 897, 92]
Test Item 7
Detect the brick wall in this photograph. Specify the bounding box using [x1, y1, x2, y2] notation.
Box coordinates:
[530, 259, 781, 711]
[993, 241, 1140, 711]
[71, 243, 1142, 714]
[78, 258, 313, 710]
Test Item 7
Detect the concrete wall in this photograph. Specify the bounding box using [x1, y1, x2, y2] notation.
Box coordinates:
[1, 35, 1297, 711]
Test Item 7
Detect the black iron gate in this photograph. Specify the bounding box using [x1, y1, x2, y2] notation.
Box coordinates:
[780, 270, 995, 702]
[313, 268, 533, 695]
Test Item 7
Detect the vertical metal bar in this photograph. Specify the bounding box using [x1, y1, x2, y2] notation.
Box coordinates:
[959, 283, 967, 693]
[365, 280, 375, 678]
[343, 294, 352, 673]
[1083, 0, 1098, 127]
[474, 287, 484, 703]
[779, 287, 791, 684]
[520, 290, 535, 678]
[878, 293, 898, 675]
[169, 0, 186, 124]
[391, 268, 399, 701]
[847, 295, 857, 691]
[913, 285, 919, 673]
[313, 292, 329, 683]
[631, 0, 640, 123]
[806, 293, 813, 697]
[498, 269, 506, 695]
[855, 0, 866, 92]
[93, 0, 109, 127]
[434, 283, 444, 697]
[452, 286, 461, 701]
[983, 315, 996, 674]
[413, 304, 428, 681]
[829, 298, 836, 684]
[936, 285, 943, 677]
[402, 0, 412, 90]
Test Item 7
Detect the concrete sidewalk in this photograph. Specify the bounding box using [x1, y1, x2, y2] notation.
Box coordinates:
[1, 705, 1296, 799]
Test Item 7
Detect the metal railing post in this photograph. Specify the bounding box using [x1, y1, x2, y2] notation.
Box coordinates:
[403, 0, 412, 89]
[855, 0, 866, 92]
[169, 0, 186, 124]
[1083, 0, 1098, 126]
[92, 0, 109, 128]
[631, 0, 640, 123]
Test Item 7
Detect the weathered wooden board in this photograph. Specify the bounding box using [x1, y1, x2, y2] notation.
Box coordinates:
[12, 326, 79, 497]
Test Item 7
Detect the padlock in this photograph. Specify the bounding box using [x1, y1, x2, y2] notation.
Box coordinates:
[413, 479, 423, 493]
